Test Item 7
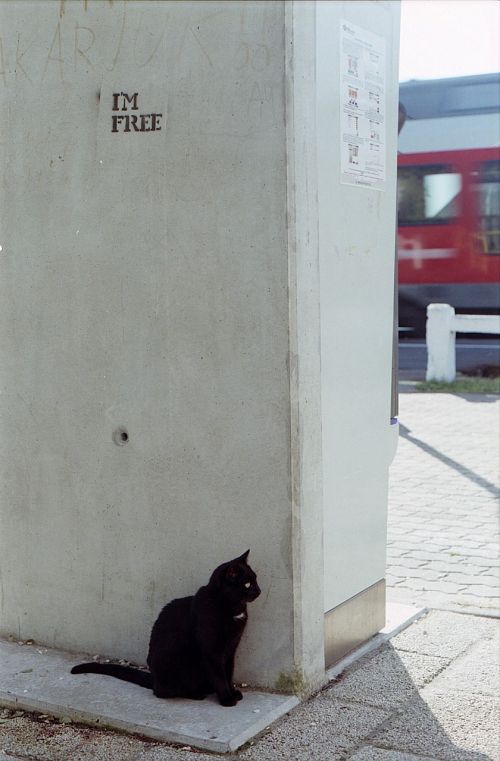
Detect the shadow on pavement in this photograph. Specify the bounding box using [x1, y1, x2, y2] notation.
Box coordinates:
[328, 643, 496, 761]
[399, 423, 500, 499]
[455, 392, 499, 404]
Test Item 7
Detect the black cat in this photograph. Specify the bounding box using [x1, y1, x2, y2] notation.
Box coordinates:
[71, 550, 260, 707]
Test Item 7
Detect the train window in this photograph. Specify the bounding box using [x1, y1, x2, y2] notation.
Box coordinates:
[472, 160, 500, 254]
[398, 165, 461, 225]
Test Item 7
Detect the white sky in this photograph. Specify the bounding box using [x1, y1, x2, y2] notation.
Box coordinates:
[399, 0, 500, 82]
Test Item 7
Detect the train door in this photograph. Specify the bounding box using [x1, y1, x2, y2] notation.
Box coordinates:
[397, 156, 464, 334]
[471, 159, 500, 257]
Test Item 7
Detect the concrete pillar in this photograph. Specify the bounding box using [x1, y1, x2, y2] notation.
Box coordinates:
[0, 0, 400, 692]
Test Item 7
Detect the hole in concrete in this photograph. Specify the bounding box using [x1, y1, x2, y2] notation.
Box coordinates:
[113, 427, 129, 446]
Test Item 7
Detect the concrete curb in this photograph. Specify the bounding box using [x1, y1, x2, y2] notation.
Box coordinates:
[0, 639, 298, 753]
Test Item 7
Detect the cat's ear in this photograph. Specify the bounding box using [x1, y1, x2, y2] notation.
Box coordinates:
[226, 563, 239, 580]
[225, 550, 250, 580]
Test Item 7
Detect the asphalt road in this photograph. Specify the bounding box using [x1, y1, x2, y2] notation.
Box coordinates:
[399, 338, 500, 380]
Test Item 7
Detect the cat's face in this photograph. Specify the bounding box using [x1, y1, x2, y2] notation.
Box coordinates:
[216, 550, 261, 604]
[228, 557, 261, 603]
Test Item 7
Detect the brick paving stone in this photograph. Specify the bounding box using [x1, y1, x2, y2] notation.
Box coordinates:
[388, 567, 445, 582]
[457, 548, 498, 559]
[386, 575, 404, 586]
[480, 567, 500, 578]
[387, 392, 500, 613]
[400, 579, 468, 593]
[390, 558, 427, 570]
[464, 586, 500, 599]
[446, 574, 498, 587]
[401, 551, 448, 561]
[439, 573, 487, 584]
[387, 567, 411, 578]
[401, 568, 446, 581]
[425, 562, 488, 575]
[462, 555, 499, 567]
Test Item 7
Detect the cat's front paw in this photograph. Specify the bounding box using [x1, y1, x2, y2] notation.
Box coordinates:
[219, 694, 238, 707]
[232, 688, 243, 701]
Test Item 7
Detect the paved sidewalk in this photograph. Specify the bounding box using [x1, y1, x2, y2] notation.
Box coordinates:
[388, 391, 500, 614]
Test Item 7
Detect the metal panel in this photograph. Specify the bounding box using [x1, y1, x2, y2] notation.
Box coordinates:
[324, 580, 386, 667]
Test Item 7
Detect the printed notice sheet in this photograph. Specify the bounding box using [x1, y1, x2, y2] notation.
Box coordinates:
[340, 21, 386, 190]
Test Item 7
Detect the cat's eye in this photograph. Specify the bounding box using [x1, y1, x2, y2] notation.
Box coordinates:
[244, 582, 251, 588]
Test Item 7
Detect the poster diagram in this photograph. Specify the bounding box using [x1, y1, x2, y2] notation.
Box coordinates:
[340, 21, 386, 190]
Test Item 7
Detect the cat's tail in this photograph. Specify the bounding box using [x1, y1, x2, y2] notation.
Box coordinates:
[71, 662, 153, 689]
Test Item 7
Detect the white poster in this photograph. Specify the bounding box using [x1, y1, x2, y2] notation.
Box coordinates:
[340, 21, 386, 190]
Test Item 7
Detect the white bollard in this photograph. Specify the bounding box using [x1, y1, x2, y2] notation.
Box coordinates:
[426, 304, 456, 382]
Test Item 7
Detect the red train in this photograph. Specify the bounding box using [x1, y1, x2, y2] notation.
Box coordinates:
[397, 73, 500, 335]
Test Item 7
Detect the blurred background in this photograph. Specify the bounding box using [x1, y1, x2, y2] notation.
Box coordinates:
[396, 0, 500, 380]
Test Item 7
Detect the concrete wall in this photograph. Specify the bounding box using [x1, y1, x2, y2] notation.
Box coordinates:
[0, 0, 399, 691]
